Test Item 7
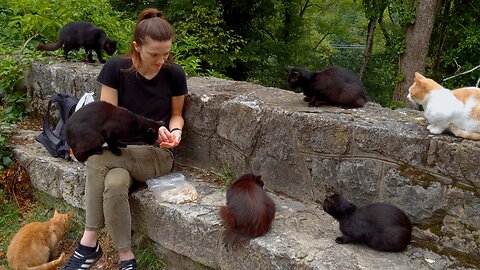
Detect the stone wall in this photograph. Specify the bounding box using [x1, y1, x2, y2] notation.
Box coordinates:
[22, 61, 480, 263]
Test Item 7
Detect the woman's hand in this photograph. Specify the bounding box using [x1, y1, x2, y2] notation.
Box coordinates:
[157, 126, 182, 148]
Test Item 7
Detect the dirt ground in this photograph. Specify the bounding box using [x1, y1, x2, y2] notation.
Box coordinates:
[0, 160, 122, 269]
[0, 120, 122, 269]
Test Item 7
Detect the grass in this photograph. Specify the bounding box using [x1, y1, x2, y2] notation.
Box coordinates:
[0, 190, 21, 266]
[0, 189, 79, 267]
[212, 164, 236, 187]
[134, 224, 167, 270]
[0, 181, 167, 269]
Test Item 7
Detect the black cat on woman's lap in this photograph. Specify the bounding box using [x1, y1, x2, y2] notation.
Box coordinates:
[65, 101, 163, 162]
[288, 66, 368, 108]
[323, 192, 412, 252]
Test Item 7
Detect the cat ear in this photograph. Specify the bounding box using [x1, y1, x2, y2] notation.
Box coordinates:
[414, 72, 426, 84]
[255, 175, 265, 187]
[146, 128, 155, 135]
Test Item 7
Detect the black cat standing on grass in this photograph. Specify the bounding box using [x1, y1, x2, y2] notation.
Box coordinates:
[323, 192, 412, 252]
[37, 22, 117, 63]
[288, 66, 368, 108]
[61, 8, 187, 270]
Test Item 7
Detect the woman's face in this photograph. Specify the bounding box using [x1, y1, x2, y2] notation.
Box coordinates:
[134, 37, 172, 71]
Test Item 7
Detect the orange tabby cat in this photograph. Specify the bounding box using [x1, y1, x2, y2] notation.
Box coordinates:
[407, 72, 480, 140]
[7, 210, 72, 270]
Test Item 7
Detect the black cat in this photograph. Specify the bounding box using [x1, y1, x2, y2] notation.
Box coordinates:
[287, 66, 368, 108]
[65, 101, 163, 162]
[323, 192, 412, 252]
[37, 22, 117, 63]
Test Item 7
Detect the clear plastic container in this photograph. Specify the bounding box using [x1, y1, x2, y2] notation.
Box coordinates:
[146, 173, 198, 203]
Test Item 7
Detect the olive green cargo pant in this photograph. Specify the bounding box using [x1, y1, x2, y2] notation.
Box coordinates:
[84, 145, 173, 251]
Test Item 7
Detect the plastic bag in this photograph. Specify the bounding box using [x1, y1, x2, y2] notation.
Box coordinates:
[75, 92, 95, 112]
[146, 173, 198, 203]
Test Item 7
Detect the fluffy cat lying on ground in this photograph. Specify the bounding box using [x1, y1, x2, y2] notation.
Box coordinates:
[323, 192, 412, 252]
[408, 72, 480, 140]
[7, 210, 72, 270]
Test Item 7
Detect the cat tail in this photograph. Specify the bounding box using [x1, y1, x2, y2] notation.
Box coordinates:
[27, 252, 66, 270]
[36, 41, 62, 51]
[449, 124, 480, 140]
[218, 206, 249, 245]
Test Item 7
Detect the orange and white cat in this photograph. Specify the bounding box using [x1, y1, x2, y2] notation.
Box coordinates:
[7, 210, 72, 270]
[407, 72, 480, 140]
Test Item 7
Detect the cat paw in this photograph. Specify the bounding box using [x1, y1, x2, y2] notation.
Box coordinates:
[110, 148, 122, 156]
[58, 252, 67, 263]
[427, 125, 445, 134]
[335, 237, 346, 244]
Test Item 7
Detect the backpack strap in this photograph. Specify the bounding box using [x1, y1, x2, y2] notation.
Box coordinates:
[52, 93, 79, 122]
[42, 98, 61, 146]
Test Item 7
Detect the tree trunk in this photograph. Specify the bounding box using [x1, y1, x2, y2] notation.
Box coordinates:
[359, 19, 376, 81]
[393, 0, 441, 106]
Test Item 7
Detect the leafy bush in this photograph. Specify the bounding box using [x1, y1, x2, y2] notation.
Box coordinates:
[170, 3, 246, 77]
[0, 0, 137, 171]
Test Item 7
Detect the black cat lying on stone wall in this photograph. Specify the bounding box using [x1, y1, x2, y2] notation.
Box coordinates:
[288, 66, 368, 108]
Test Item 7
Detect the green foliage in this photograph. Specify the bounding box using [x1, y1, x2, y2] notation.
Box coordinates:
[387, 0, 416, 25]
[212, 164, 236, 187]
[0, 0, 135, 171]
[430, 1, 480, 89]
[0, 52, 33, 170]
[170, 2, 246, 76]
[0, 189, 21, 266]
[134, 224, 167, 270]
[2, 0, 134, 56]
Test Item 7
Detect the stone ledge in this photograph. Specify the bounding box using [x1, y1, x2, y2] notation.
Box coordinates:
[10, 130, 471, 270]
[20, 60, 480, 264]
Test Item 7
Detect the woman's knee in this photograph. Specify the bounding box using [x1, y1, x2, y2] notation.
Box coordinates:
[86, 150, 115, 170]
[103, 168, 132, 198]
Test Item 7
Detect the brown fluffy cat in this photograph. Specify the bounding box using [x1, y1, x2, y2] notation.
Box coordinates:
[407, 72, 480, 140]
[7, 210, 72, 270]
[219, 173, 276, 244]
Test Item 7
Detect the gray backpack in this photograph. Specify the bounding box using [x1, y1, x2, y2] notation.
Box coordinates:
[35, 93, 79, 160]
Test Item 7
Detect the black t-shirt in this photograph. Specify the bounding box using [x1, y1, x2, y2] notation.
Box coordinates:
[97, 56, 188, 126]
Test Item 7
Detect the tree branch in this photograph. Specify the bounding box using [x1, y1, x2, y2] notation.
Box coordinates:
[300, 0, 339, 17]
[443, 64, 480, 82]
[314, 33, 332, 50]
